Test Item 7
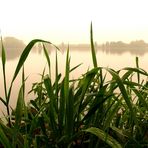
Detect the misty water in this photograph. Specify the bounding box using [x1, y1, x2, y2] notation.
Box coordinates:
[1, 43, 148, 115]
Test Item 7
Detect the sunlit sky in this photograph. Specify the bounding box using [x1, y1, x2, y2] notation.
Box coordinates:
[1, 0, 148, 44]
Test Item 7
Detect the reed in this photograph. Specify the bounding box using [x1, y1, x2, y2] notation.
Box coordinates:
[0, 25, 148, 147]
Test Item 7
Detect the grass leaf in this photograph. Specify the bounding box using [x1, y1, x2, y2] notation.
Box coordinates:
[84, 127, 122, 148]
[0, 124, 11, 148]
[12, 39, 51, 83]
[14, 84, 25, 128]
[104, 68, 134, 116]
[43, 44, 51, 77]
[90, 22, 97, 68]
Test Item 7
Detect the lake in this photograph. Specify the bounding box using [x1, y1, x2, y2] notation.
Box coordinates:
[0, 43, 148, 115]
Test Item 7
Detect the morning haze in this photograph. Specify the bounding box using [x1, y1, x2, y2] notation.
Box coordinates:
[1, 0, 148, 44]
[1, 37, 148, 60]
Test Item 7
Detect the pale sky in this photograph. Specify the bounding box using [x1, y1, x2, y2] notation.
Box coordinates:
[1, 0, 148, 44]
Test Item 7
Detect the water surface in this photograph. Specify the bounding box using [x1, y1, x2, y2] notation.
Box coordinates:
[0, 44, 148, 114]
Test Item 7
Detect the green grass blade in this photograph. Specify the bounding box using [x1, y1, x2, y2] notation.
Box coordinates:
[0, 97, 7, 106]
[55, 49, 59, 99]
[66, 85, 74, 137]
[24, 135, 29, 148]
[64, 47, 73, 136]
[1, 37, 6, 65]
[12, 39, 51, 83]
[44, 75, 55, 102]
[132, 87, 148, 110]
[58, 80, 66, 133]
[1, 37, 7, 101]
[104, 68, 134, 118]
[15, 66, 27, 128]
[111, 126, 129, 138]
[64, 46, 70, 100]
[7, 39, 55, 106]
[104, 100, 121, 129]
[81, 94, 112, 124]
[123, 81, 143, 87]
[43, 44, 51, 77]
[1, 38, 11, 124]
[75, 68, 97, 112]
[43, 75, 58, 134]
[70, 63, 82, 72]
[122, 71, 133, 81]
[122, 67, 148, 76]
[90, 22, 97, 68]
[136, 57, 140, 83]
[14, 84, 25, 128]
[22, 66, 25, 99]
[84, 127, 122, 148]
[80, 68, 98, 96]
[0, 124, 11, 148]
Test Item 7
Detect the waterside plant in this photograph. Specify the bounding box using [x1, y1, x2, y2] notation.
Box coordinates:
[0, 24, 148, 147]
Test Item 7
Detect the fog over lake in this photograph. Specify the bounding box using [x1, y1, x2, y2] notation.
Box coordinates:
[1, 37, 148, 114]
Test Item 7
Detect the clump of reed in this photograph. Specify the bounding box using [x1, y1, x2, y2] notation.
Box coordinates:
[0, 24, 148, 147]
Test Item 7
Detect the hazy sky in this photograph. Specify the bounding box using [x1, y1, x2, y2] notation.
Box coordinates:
[1, 0, 148, 44]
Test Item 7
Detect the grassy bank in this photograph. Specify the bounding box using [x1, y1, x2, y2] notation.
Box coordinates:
[0, 24, 148, 147]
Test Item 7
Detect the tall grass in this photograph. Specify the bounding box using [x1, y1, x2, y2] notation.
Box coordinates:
[0, 25, 148, 147]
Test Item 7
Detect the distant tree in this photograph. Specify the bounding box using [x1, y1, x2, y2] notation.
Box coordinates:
[3, 37, 25, 49]
[0, 37, 26, 60]
[130, 40, 147, 47]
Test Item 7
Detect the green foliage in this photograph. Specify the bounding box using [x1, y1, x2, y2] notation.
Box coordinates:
[84, 127, 122, 148]
[0, 25, 148, 147]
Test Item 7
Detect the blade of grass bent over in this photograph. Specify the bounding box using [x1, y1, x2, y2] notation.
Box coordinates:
[8, 39, 55, 104]
[12, 39, 52, 83]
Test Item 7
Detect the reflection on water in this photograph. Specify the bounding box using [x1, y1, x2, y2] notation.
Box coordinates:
[1, 37, 148, 60]
[0, 38, 148, 114]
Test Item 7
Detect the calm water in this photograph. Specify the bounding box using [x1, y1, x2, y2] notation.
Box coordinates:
[0, 45, 148, 114]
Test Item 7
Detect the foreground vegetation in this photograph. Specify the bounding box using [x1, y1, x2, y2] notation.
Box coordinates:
[0, 24, 148, 147]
